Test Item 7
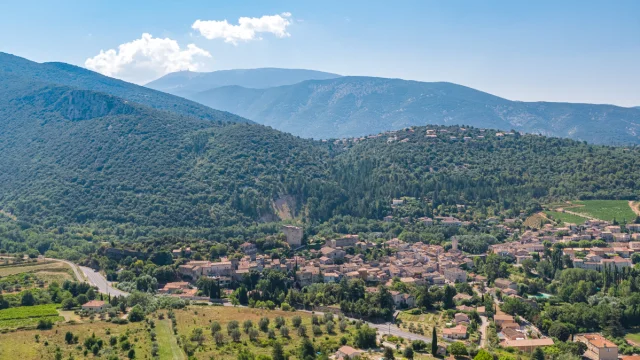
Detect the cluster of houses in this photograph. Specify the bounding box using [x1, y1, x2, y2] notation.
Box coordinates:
[490, 220, 640, 272]
[171, 234, 474, 308]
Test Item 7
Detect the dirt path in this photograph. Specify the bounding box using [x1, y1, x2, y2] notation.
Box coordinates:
[630, 201, 640, 217]
[555, 207, 600, 221]
[158, 319, 185, 360]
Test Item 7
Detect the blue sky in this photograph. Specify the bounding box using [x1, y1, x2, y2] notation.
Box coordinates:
[0, 0, 638, 106]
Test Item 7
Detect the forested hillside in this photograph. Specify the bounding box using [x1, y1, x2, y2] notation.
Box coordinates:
[1, 55, 640, 249]
[0, 52, 249, 123]
[188, 76, 640, 144]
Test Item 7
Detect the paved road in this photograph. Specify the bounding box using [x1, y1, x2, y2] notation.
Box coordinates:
[79, 266, 129, 297]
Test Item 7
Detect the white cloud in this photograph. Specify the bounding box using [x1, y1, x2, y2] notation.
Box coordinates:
[192, 12, 292, 45]
[85, 33, 212, 84]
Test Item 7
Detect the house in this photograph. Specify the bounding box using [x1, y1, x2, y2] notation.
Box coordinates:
[494, 278, 517, 290]
[443, 325, 467, 339]
[575, 333, 618, 360]
[502, 338, 554, 353]
[329, 235, 359, 248]
[502, 328, 525, 340]
[390, 291, 416, 308]
[335, 346, 364, 359]
[320, 247, 346, 260]
[82, 300, 107, 311]
[494, 314, 515, 326]
[324, 272, 341, 283]
[158, 281, 191, 294]
[454, 313, 470, 324]
[240, 242, 257, 257]
[444, 268, 468, 283]
[418, 217, 434, 226]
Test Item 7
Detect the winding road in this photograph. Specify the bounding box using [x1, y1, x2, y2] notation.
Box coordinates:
[43, 257, 128, 297]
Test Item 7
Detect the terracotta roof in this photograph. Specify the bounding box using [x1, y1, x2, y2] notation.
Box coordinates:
[83, 300, 106, 307]
[503, 338, 554, 348]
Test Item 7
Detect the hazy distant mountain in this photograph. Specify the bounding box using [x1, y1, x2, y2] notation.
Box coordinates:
[0, 52, 249, 123]
[189, 76, 640, 144]
[146, 68, 341, 96]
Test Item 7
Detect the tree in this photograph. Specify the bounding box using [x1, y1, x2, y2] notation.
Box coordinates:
[272, 341, 286, 360]
[297, 325, 307, 337]
[548, 322, 571, 342]
[127, 305, 145, 322]
[292, 315, 302, 328]
[298, 338, 316, 360]
[403, 346, 414, 360]
[475, 349, 493, 360]
[237, 349, 255, 360]
[384, 347, 395, 360]
[65, 331, 74, 344]
[259, 317, 270, 332]
[532, 347, 545, 360]
[211, 321, 222, 335]
[230, 328, 242, 342]
[61, 298, 76, 310]
[21, 291, 35, 306]
[0, 295, 9, 310]
[354, 325, 377, 349]
[443, 285, 456, 309]
[214, 332, 224, 345]
[448, 342, 468, 357]
[431, 327, 438, 356]
[127, 348, 135, 359]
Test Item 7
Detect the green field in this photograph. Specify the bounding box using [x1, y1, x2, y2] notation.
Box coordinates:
[626, 331, 640, 345]
[0, 304, 60, 321]
[544, 211, 587, 225]
[571, 200, 637, 223]
[0, 304, 62, 330]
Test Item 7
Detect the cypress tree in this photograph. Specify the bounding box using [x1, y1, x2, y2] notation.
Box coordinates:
[431, 327, 437, 356]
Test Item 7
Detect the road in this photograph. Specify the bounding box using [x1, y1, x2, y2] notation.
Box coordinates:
[479, 315, 488, 348]
[79, 266, 129, 297]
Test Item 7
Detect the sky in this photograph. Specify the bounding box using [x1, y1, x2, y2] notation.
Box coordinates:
[0, 0, 638, 107]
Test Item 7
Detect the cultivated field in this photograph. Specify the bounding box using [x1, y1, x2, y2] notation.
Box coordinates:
[0, 317, 154, 360]
[0, 260, 74, 280]
[0, 304, 63, 330]
[569, 200, 637, 223]
[172, 306, 356, 359]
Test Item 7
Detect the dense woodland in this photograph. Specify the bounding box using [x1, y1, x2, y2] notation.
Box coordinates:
[1, 51, 640, 260]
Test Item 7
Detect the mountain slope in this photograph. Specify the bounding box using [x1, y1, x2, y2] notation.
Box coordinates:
[146, 68, 341, 96]
[0, 52, 249, 123]
[189, 76, 640, 144]
[0, 67, 329, 229]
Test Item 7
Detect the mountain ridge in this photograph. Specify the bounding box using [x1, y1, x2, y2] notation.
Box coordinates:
[188, 76, 640, 144]
[146, 67, 341, 96]
[0, 52, 251, 124]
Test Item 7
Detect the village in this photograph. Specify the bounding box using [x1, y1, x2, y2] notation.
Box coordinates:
[155, 205, 640, 360]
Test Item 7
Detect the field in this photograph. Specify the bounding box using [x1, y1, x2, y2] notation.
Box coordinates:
[0, 304, 63, 330]
[523, 213, 548, 229]
[625, 331, 640, 346]
[569, 200, 637, 223]
[397, 310, 444, 337]
[543, 211, 588, 225]
[171, 306, 358, 359]
[0, 316, 154, 360]
[0, 260, 74, 281]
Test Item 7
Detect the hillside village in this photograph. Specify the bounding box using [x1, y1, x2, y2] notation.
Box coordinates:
[151, 199, 640, 359]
